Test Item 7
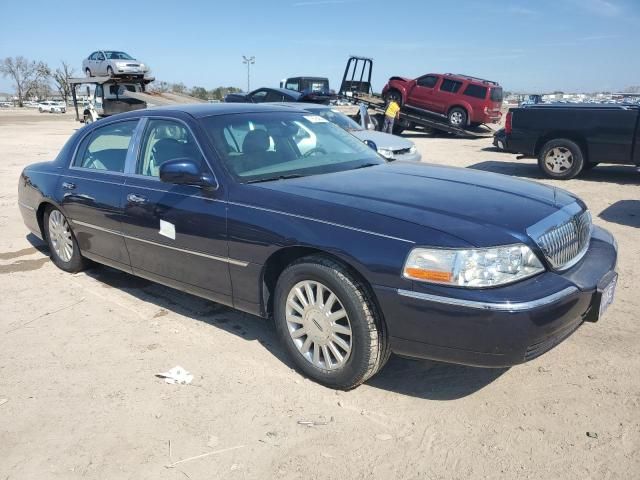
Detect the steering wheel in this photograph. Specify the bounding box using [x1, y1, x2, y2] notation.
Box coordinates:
[302, 147, 327, 158]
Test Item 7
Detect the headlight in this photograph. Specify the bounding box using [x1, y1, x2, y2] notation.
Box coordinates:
[403, 244, 544, 288]
[377, 148, 394, 159]
[409, 145, 417, 154]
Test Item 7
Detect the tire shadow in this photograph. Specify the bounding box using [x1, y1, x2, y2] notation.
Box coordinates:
[598, 200, 640, 228]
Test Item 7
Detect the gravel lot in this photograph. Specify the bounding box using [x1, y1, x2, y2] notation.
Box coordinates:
[1, 109, 638, 479]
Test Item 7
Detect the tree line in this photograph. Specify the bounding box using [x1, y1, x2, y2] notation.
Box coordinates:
[0, 55, 242, 107]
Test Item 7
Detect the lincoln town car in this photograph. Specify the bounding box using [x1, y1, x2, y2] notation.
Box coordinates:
[18, 104, 618, 389]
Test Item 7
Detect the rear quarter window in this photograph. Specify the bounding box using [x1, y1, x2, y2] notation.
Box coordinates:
[490, 87, 504, 102]
[463, 84, 488, 99]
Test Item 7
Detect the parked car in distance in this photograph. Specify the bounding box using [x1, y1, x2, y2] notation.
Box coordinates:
[286, 102, 421, 162]
[225, 87, 330, 104]
[18, 103, 617, 390]
[505, 104, 640, 179]
[38, 101, 66, 113]
[280, 76, 331, 94]
[382, 73, 503, 127]
[83, 50, 149, 77]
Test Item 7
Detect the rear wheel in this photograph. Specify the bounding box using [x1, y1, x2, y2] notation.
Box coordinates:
[274, 255, 390, 390]
[448, 107, 468, 127]
[538, 138, 584, 179]
[44, 207, 88, 273]
[107, 66, 114, 76]
[85, 68, 92, 77]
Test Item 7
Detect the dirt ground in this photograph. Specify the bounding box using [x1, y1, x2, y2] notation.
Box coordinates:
[1, 109, 638, 480]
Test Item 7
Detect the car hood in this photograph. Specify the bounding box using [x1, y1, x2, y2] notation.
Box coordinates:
[253, 162, 581, 247]
[350, 130, 413, 150]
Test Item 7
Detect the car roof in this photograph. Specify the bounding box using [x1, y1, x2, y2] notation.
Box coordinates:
[143, 102, 311, 118]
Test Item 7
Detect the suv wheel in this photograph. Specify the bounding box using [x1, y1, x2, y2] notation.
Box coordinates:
[274, 255, 390, 390]
[385, 90, 402, 106]
[538, 139, 584, 179]
[448, 107, 467, 127]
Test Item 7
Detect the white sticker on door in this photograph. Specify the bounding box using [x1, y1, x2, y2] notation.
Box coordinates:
[159, 219, 176, 240]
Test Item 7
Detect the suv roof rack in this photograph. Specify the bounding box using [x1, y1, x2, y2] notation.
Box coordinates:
[444, 73, 498, 86]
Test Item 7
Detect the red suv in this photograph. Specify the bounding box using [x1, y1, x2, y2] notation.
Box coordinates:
[382, 73, 503, 127]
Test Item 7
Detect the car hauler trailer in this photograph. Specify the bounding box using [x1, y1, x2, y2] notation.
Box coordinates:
[339, 56, 494, 137]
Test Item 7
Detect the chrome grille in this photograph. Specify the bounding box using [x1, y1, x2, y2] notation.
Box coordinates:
[527, 206, 592, 271]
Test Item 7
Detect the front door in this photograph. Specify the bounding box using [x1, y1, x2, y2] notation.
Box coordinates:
[60, 119, 140, 270]
[120, 117, 232, 304]
[407, 75, 439, 111]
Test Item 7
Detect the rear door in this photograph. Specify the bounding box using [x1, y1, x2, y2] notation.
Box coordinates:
[120, 116, 232, 304]
[406, 75, 439, 111]
[95, 51, 106, 75]
[60, 119, 139, 270]
[433, 78, 463, 114]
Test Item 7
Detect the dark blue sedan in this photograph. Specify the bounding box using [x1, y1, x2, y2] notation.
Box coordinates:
[18, 104, 618, 389]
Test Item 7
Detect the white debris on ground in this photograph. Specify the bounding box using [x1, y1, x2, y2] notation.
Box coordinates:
[155, 366, 193, 385]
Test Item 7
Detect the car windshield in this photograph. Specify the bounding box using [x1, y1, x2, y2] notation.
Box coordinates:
[104, 51, 134, 60]
[305, 107, 363, 131]
[200, 111, 383, 183]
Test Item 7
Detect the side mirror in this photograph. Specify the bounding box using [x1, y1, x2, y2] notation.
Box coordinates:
[159, 158, 217, 189]
[363, 139, 377, 151]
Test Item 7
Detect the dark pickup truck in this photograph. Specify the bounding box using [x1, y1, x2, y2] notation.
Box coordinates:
[505, 104, 640, 179]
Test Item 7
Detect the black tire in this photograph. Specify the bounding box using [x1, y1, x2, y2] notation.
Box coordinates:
[448, 107, 468, 127]
[392, 124, 405, 135]
[107, 66, 114, 76]
[537, 138, 584, 179]
[385, 89, 403, 106]
[274, 255, 390, 390]
[44, 207, 88, 273]
[85, 68, 92, 77]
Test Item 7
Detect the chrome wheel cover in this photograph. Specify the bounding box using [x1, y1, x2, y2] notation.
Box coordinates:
[545, 147, 574, 173]
[285, 280, 353, 370]
[48, 210, 73, 262]
[450, 111, 464, 125]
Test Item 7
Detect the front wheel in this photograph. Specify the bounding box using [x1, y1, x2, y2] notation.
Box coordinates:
[537, 138, 584, 179]
[274, 256, 389, 390]
[107, 66, 114, 76]
[384, 89, 403, 106]
[44, 207, 87, 273]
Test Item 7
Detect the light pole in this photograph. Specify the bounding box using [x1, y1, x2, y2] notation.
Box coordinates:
[242, 55, 255, 92]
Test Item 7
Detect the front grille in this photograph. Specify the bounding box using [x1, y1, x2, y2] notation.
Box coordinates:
[528, 207, 592, 270]
[126, 64, 139, 67]
[393, 147, 411, 155]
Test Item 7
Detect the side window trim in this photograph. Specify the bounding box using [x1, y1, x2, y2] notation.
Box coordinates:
[69, 118, 141, 175]
[125, 115, 219, 189]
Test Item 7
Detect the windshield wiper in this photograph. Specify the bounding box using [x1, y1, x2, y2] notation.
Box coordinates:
[352, 162, 380, 170]
[246, 173, 305, 184]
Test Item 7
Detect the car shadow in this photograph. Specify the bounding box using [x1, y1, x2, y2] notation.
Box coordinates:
[25, 234, 508, 399]
[469, 160, 640, 185]
[598, 200, 640, 228]
[367, 356, 508, 400]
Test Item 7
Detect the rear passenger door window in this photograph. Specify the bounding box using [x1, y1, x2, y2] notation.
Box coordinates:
[440, 79, 463, 93]
[136, 119, 204, 177]
[74, 120, 138, 173]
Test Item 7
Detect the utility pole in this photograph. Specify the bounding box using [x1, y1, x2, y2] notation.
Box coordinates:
[242, 56, 255, 92]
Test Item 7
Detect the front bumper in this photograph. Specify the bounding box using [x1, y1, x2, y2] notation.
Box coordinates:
[374, 226, 617, 367]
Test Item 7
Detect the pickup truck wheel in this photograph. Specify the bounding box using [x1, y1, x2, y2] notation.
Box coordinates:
[538, 139, 584, 179]
[44, 207, 88, 273]
[274, 255, 389, 390]
[448, 107, 467, 127]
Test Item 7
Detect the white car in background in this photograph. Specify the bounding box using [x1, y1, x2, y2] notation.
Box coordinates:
[38, 101, 66, 113]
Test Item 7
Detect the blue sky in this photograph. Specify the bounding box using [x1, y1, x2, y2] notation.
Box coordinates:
[1, 0, 638, 94]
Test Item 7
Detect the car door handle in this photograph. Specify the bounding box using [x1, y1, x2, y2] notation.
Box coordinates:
[62, 182, 76, 190]
[127, 193, 148, 204]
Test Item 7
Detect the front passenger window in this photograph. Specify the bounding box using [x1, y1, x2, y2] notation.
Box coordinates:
[136, 119, 204, 177]
[74, 120, 138, 172]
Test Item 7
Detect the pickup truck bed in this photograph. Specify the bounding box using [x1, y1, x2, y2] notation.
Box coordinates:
[507, 104, 640, 179]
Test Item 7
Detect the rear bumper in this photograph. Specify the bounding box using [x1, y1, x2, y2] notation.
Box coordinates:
[374, 226, 617, 367]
